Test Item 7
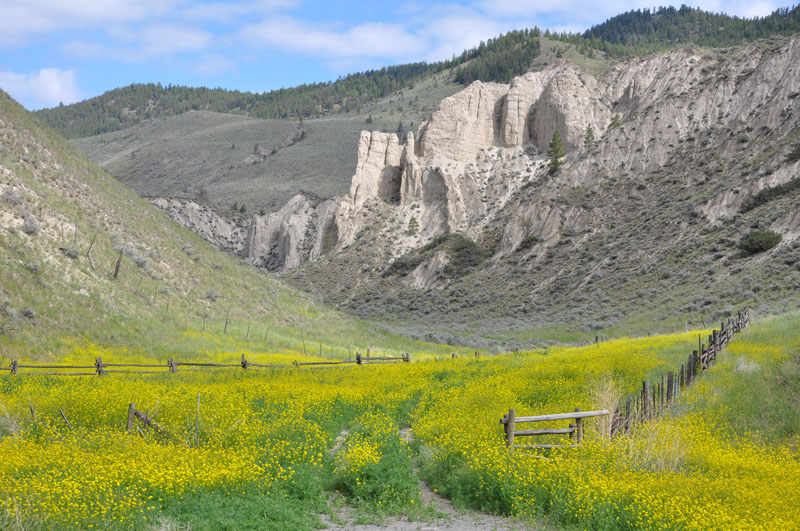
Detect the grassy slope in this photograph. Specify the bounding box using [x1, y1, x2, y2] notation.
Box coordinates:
[0, 88, 471, 362]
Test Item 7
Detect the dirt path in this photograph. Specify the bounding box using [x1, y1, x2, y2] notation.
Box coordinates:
[319, 428, 539, 530]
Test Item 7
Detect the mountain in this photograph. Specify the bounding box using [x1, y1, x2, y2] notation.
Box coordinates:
[33, 29, 546, 139]
[0, 88, 448, 360]
[35, 6, 800, 141]
[257, 36, 800, 346]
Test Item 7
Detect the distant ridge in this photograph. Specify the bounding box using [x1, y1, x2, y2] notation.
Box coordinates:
[582, 4, 800, 56]
[36, 5, 800, 139]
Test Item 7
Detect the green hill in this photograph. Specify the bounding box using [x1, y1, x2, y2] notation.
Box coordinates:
[35, 6, 800, 142]
[580, 4, 800, 56]
[0, 88, 465, 361]
[34, 29, 545, 139]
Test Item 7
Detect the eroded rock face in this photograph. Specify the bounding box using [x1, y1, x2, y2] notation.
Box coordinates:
[246, 37, 800, 272]
[244, 195, 338, 271]
[150, 198, 246, 253]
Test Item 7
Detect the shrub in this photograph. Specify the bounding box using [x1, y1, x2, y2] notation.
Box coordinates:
[407, 217, 418, 236]
[21, 307, 35, 320]
[60, 246, 80, 259]
[517, 234, 541, 251]
[25, 262, 41, 274]
[21, 215, 40, 235]
[739, 229, 782, 255]
[182, 244, 195, 255]
[786, 143, 800, 164]
[205, 290, 221, 302]
[384, 233, 485, 278]
[1, 189, 21, 205]
[740, 178, 800, 213]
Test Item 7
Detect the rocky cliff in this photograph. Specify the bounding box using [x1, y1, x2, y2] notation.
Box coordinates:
[150, 197, 247, 254]
[250, 39, 800, 269]
[243, 37, 800, 342]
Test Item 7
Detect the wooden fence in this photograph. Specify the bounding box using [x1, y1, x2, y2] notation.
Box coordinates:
[500, 308, 750, 450]
[608, 308, 750, 436]
[1, 350, 411, 377]
[500, 408, 609, 450]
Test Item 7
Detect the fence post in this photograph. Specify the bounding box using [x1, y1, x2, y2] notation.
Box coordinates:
[168, 358, 176, 373]
[624, 395, 632, 433]
[95, 357, 105, 376]
[356, 352, 362, 365]
[667, 372, 674, 403]
[642, 381, 651, 419]
[241, 354, 248, 370]
[505, 408, 516, 448]
[59, 408, 73, 432]
[575, 408, 583, 444]
[127, 403, 136, 432]
[10, 360, 17, 375]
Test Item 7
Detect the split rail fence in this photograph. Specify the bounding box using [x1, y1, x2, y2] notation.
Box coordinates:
[500, 308, 750, 450]
[501, 408, 609, 450]
[607, 308, 749, 436]
[1, 350, 410, 377]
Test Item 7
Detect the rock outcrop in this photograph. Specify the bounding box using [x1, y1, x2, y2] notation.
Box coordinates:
[150, 198, 247, 253]
[247, 36, 800, 279]
[244, 195, 338, 270]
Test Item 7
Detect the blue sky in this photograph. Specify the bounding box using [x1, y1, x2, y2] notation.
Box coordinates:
[0, 0, 785, 110]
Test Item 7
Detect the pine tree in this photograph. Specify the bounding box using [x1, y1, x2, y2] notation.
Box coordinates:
[547, 131, 566, 175]
[584, 124, 595, 149]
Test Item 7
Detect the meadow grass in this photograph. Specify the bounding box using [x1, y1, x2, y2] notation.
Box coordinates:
[1, 314, 796, 529]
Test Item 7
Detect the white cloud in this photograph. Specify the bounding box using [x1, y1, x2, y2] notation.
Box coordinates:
[243, 17, 428, 60]
[0, 0, 180, 45]
[0, 68, 81, 109]
[64, 24, 213, 62]
[192, 54, 237, 74]
[184, 0, 300, 22]
[422, 11, 511, 61]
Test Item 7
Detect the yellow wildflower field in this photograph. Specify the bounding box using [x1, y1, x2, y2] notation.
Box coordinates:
[0, 317, 797, 529]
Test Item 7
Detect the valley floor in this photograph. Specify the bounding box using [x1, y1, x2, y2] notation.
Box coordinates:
[0, 311, 798, 530]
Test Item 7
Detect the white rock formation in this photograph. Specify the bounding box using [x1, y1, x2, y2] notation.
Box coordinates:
[150, 198, 246, 253]
[245, 36, 800, 271]
[244, 195, 338, 270]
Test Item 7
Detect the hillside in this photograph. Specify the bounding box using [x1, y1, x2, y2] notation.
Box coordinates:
[35, 5, 800, 141]
[581, 4, 800, 56]
[34, 29, 545, 139]
[0, 88, 463, 361]
[276, 36, 800, 347]
[71, 74, 463, 216]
